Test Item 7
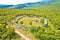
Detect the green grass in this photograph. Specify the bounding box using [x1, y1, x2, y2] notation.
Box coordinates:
[18, 16, 43, 27]
[0, 2, 60, 40]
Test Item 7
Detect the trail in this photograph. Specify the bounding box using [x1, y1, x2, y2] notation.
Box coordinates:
[15, 29, 31, 40]
[13, 23, 31, 40]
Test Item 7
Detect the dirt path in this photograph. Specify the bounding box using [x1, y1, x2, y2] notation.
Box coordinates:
[15, 29, 31, 40]
[14, 23, 31, 40]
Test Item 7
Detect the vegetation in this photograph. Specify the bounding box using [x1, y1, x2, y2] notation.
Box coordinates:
[0, 2, 60, 40]
[30, 26, 60, 40]
[0, 23, 21, 40]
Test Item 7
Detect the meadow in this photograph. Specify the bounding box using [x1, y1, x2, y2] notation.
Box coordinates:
[0, 2, 60, 40]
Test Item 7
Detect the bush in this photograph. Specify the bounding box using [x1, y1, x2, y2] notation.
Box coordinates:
[20, 21, 23, 24]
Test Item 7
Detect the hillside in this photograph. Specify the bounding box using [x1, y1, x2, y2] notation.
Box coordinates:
[0, 0, 60, 40]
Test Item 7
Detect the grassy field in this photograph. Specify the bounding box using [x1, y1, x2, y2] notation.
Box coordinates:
[0, 2, 60, 40]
